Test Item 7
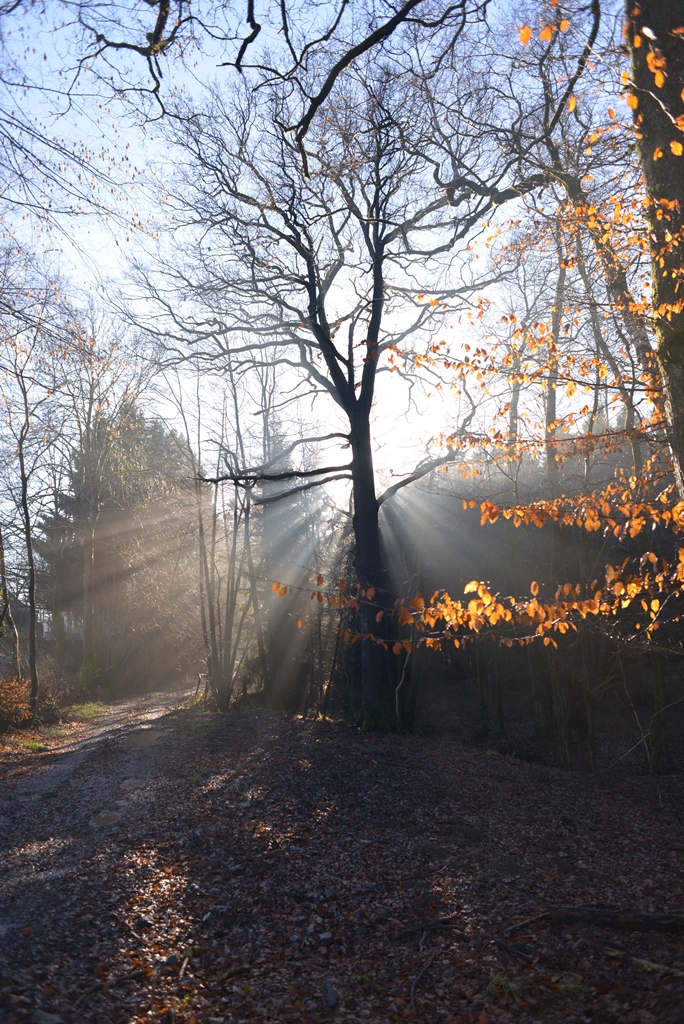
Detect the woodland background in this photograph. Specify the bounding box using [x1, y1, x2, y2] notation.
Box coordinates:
[0, 0, 683, 773]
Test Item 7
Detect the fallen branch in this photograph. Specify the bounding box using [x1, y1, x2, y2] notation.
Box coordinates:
[218, 963, 251, 981]
[504, 911, 550, 937]
[410, 952, 436, 1012]
[602, 943, 684, 979]
[73, 970, 147, 1007]
[493, 938, 534, 963]
[394, 916, 469, 942]
[550, 907, 684, 933]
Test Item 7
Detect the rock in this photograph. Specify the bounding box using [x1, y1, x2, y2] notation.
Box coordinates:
[192, 829, 205, 847]
[32, 1012, 63, 1024]
[229, 864, 245, 877]
[208, 853, 221, 868]
[31, 922, 45, 936]
[324, 888, 337, 900]
[354, 926, 368, 939]
[323, 978, 339, 1008]
[136, 915, 154, 930]
[238, 800, 251, 809]
[166, 952, 181, 967]
[319, 932, 335, 946]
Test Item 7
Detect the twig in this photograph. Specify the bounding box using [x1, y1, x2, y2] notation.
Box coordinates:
[394, 915, 468, 941]
[73, 969, 147, 1007]
[493, 938, 534, 963]
[218, 963, 251, 981]
[179, 957, 189, 979]
[504, 911, 550, 937]
[410, 952, 436, 1012]
[418, 929, 428, 953]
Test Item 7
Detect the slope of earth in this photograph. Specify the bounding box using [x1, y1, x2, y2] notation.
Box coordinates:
[0, 698, 683, 1024]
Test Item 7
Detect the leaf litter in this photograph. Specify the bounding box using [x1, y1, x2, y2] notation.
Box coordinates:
[0, 693, 683, 1024]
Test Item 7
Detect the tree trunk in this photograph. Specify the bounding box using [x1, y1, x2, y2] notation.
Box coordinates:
[350, 413, 395, 729]
[243, 490, 270, 702]
[0, 521, 21, 678]
[18, 430, 38, 712]
[545, 259, 566, 496]
[79, 514, 97, 692]
[628, 1, 684, 495]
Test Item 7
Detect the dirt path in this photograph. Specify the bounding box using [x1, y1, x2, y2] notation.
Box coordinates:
[0, 686, 196, 945]
[1, 700, 683, 1024]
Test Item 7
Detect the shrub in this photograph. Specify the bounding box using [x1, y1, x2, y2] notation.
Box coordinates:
[0, 677, 32, 732]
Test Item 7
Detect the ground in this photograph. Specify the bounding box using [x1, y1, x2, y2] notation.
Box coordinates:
[1, 687, 683, 1024]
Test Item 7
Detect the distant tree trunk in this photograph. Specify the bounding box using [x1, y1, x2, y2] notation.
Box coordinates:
[576, 246, 643, 477]
[80, 513, 97, 692]
[0, 521, 21, 678]
[627, 1, 684, 495]
[243, 489, 270, 701]
[545, 258, 566, 496]
[17, 415, 38, 712]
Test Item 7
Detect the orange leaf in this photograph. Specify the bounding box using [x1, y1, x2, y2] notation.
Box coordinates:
[568, 95, 577, 112]
[375, 610, 384, 623]
[653, 146, 664, 160]
[671, 140, 684, 156]
[297, 619, 302, 629]
[366, 586, 375, 600]
[272, 582, 280, 592]
[392, 642, 403, 655]
[560, 18, 569, 31]
[519, 25, 532, 45]
[530, 580, 540, 597]
[627, 93, 639, 109]
[539, 25, 554, 42]
[317, 574, 324, 585]
[464, 580, 479, 594]
[279, 586, 288, 597]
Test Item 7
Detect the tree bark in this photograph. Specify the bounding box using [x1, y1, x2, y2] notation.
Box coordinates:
[627, 1, 684, 495]
[80, 513, 97, 692]
[0, 521, 21, 678]
[545, 259, 566, 496]
[349, 413, 395, 729]
[18, 417, 38, 712]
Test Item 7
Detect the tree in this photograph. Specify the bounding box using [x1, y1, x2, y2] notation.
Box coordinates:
[123, 0, 613, 726]
[626, 1, 684, 496]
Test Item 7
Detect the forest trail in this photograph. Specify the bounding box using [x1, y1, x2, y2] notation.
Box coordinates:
[0, 685, 196, 941]
[0, 700, 683, 1024]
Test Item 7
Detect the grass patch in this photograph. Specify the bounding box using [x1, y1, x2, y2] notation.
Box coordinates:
[486, 973, 522, 1001]
[560, 978, 590, 997]
[41, 726, 70, 740]
[21, 739, 49, 752]
[177, 709, 221, 738]
[66, 701, 106, 720]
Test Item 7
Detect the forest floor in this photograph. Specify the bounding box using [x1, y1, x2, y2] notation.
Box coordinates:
[1, 687, 684, 1024]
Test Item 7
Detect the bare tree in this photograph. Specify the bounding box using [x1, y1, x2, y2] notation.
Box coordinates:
[133, 52, 566, 724]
